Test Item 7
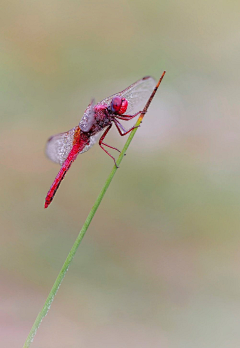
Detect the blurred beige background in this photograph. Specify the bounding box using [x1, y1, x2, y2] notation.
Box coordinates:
[1, 0, 240, 347]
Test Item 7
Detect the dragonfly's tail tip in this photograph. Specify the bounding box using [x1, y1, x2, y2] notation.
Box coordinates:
[44, 200, 49, 209]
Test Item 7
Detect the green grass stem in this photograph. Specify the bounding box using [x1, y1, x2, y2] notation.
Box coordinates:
[22, 71, 165, 348]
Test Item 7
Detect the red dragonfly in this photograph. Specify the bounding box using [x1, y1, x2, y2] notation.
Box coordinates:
[45, 76, 156, 208]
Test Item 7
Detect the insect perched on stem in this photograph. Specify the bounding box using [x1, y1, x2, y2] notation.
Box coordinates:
[45, 76, 158, 208]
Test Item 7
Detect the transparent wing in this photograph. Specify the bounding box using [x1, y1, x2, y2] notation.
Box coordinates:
[99, 76, 156, 114]
[45, 126, 77, 165]
[79, 99, 95, 132]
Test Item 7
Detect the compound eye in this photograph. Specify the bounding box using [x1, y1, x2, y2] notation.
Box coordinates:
[119, 98, 128, 115]
[111, 96, 122, 112]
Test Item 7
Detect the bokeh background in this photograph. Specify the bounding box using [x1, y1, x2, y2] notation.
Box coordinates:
[1, 1, 240, 347]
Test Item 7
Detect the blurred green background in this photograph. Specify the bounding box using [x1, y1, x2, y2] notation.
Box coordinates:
[1, 0, 240, 347]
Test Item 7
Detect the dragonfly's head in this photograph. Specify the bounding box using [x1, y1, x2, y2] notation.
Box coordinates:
[111, 96, 128, 115]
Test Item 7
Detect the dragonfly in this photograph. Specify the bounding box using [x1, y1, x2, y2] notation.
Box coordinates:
[45, 75, 157, 208]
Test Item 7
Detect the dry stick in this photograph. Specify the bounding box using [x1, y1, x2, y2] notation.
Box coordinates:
[22, 71, 166, 348]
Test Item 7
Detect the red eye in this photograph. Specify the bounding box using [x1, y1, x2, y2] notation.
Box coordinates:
[111, 96, 122, 112]
[111, 96, 128, 115]
[119, 98, 128, 115]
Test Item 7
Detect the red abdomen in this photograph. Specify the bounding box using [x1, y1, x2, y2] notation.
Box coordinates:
[45, 145, 77, 208]
[45, 132, 89, 208]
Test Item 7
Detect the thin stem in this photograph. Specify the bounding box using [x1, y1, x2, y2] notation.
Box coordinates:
[22, 71, 166, 348]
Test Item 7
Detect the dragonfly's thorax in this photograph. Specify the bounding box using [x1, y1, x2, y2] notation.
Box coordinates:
[89, 104, 112, 134]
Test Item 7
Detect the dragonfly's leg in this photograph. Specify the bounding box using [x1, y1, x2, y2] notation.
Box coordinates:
[99, 124, 119, 168]
[114, 119, 140, 136]
[101, 142, 121, 153]
[115, 110, 144, 121]
[100, 124, 121, 153]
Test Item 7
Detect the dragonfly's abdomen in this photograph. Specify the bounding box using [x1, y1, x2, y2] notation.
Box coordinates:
[45, 129, 88, 208]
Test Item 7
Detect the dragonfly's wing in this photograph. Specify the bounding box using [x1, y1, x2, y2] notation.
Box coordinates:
[99, 76, 156, 114]
[45, 126, 78, 166]
[79, 99, 95, 132]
